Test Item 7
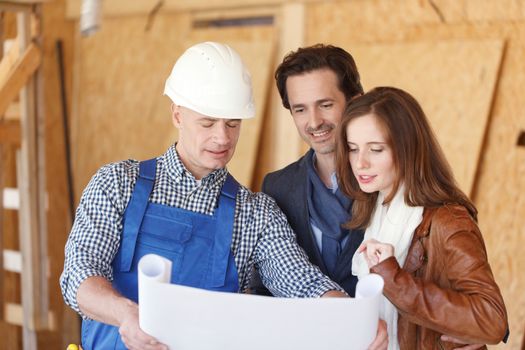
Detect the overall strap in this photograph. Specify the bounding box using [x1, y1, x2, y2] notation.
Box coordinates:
[119, 158, 157, 272]
[209, 174, 240, 287]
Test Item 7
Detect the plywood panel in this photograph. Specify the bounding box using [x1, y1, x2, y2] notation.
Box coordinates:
[307, 2, 525, 347]
[470, 28, 525, 350]
[72, 13, 191, 196]
[186, 25, 276, 188]
[306, 0, 525, 36]
[343, 40, 503, 196]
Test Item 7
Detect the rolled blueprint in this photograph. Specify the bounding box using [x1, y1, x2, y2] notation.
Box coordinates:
[138, 253, 383, 350]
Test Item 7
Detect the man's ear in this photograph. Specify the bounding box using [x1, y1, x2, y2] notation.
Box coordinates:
[171, 104, 182, 129]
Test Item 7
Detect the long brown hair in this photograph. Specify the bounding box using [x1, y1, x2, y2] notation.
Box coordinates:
[335, 87, 477, 229]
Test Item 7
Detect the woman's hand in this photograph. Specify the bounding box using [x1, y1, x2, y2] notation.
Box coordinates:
[357, 239, 395, 268]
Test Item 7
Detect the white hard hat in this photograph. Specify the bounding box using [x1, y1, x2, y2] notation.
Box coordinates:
[164, 42, 255, 119]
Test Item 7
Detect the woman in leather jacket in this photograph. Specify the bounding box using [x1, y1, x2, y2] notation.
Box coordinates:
[335, 87, 508, 350]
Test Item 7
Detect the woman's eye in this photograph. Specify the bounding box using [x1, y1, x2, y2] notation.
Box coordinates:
[371, 148, 383, 153]
[349, 148, 358, 153]
[321, 103, 333, 109]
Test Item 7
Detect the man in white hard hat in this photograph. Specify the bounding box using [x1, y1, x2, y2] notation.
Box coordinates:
[60, 42, 362, 350]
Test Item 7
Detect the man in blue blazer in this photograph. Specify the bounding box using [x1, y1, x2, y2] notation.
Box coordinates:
[250, 44, 364, 297]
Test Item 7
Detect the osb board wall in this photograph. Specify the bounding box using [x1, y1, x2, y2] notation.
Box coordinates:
[307, 0, 525, 348]
[71, 13, 189, 197]
[72, 15, 275, 197]
[347, 40, 503, 196]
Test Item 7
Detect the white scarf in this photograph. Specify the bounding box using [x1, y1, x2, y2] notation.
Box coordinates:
[352, 184, 424, 350]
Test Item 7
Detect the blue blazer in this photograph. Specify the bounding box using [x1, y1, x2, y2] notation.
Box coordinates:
[250, 150, 363, 296]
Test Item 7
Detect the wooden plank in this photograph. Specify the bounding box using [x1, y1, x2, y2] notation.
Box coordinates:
[0, 2, 34, 13]
[0, 120, 21, 145]
[34, 2, 49, 332]
[4, 303, 55, 329]
[40, 0, 80, 345]
[5, 303, 24, 326]
[4, 101, 20, 120]
[0, 42, 42, 117]
[0, 146, 4, 323]
[253, 2, 305, 189]
[66, 0, 339, 19]
[0, 38, 20, 86]
[273, 3, 305, 166]
[16, 9, 49, 337]
[2, 0, 48, 4]
[2, 187, 20, 209]
[192, 5, 276, 22]
[3, 249, 22, 273]
[0, 146, 22, 348]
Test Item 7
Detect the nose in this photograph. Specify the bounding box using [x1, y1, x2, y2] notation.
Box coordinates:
[355, 150, 370, 169]
[212, 123, 231, 145]
[307, 109, 323, 130]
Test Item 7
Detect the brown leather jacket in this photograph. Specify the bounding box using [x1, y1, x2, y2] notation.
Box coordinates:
[370, 204, 508, 350]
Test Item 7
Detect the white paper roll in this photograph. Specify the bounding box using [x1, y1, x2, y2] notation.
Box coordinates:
[138, 254, 172, 283]
[355, 273, 384, 299]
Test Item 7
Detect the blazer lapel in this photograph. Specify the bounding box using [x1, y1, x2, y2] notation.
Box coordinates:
[295, 153, 329, 275]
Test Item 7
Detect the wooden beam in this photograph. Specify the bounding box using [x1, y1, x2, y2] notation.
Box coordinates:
[3, 249, 22, 273]
[0, 2, 34, 12]
[4, 101, 21, 121]
[271, 3, 305, 168]
[0, 42, 41, 118]
[0, 39, 20, 88]
[0, 146, 4, 322]
[0, 120, 21, 145]
[2, 187, 20, 209]
[5, 303, 56, 329]
[2, 0, 48, 4]
[66, 0, 338, 19]
[17, 8, 49, 337]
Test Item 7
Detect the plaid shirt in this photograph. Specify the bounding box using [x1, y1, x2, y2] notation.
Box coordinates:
[60, 145, 342, 316]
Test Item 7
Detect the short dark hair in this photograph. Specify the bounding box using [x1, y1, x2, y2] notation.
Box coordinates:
[275, 44, 363, 110]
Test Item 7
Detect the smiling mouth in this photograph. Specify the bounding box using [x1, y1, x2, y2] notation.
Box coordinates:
[311, 129, 331, 137]
[358, 175, 376, 183]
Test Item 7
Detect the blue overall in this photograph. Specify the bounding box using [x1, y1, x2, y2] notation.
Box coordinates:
[81, 159, 240, 349]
